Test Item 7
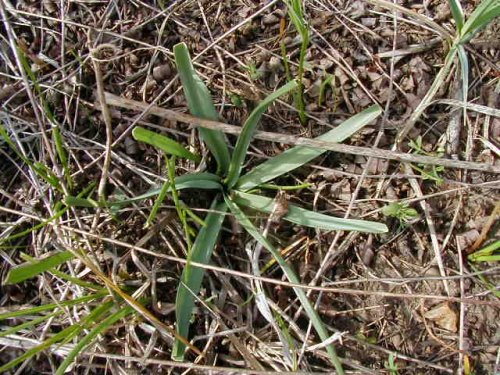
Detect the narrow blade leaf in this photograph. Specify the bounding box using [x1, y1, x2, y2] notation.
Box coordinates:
[0, 312, 61, 339]
[5, 251, 74, 285]
[0, 292, 108, 321]
[234, 191, 388, 233]
[109, 172, 222, 206]
[132, 126, 200, 161]
[449, 0, 465, 31]
[223, 195, 344, 374]
[174, 42, 231, 175]
[460, 0, 500, 42]
[172, 198, 227, 361]
[237, 104, 382, 191]
[225, 80, 298, 188]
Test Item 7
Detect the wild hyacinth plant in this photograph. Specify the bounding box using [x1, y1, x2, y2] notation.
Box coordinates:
[134, 42, 387, 373]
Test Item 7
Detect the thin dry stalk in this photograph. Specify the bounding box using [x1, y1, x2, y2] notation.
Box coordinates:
[404, 163, 450, 295]
[3, 204, 499, 308]
[91, 44, 118, 204]
[102, 92, 500, 174]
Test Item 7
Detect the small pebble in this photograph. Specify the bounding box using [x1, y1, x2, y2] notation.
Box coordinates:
[152, 64, 171, 82]
[262, 13, 279, 25]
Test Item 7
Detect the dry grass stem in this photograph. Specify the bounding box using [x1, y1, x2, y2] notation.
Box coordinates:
[103, 92, 500, 174]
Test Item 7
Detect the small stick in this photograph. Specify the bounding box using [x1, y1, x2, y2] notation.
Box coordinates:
[92, 45, 119, 203]
[103, 92, 500, 174]
[405, 163, 450, 295]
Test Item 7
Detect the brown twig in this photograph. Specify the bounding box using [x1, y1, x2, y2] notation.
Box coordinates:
[103, 92, 500, 174]
[469, 200, 500, 253]
[92, 45, 118, 203]
[3, 204, 499, 308]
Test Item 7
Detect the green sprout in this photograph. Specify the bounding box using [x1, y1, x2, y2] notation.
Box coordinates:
[409, 136, 445, 185]
[382, 202, 419, 225]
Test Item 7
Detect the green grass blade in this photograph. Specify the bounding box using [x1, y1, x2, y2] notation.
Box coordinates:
[173, 42, 231, 175]
[471, 255, 500, 262]
[460, 0, 500, 42]
[55, 305, 135, 375]
[234, 191, 388, 233]
[166, 156, 194, 250]
[146, 178, 171, 227]
[0, 312, 61, 338]
[18, 253, 103, 291]
[237, 104, 382, 191]
[64, 196, 101, 208]
[223, 195, 344, 374]
[172, 198, 227, 361]
[110, 172, 222, 206]
[0, 292, 108, 321]
[1, 205, 68, 244]
[0, 125, 62, 191]
[468, 240, 500, 262]
[52, 127, 73, 190]
[132, 126, 200, 161]
[0, 301, 113, 373]
[286, 0, 310, 125]
[4, 251, 74, 285]
[225, 80, 298, 188]
[449, 0, 465, 31]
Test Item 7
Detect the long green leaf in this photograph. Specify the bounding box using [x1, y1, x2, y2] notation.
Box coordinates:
[237, 105, 382, 191]
[55, 305, 135, 375]
[234, 191, 387, 233]
[4, 251, 74, 285]
[173, 42, 231, 175]
[172, 198, 227, 361]
[65, 173, 222, 208]
[132, 126, 200, 161]
[19, 253, 103, 291]
[113, 173, 222, 204]
[0, 292, 108, 321]
[449, 0, 465, 31]
[0, 312, 61, 338]
[223, 195, 344, 374]
[225, 80, 298, 188]
[460, 0, 500, 42]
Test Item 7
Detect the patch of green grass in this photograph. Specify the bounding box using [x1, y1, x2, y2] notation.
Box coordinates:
[0, 279, 134, 375]
[408, 136, 445, 185]
[246, 61, 263, 81]
[384, 353, 400, 375]
[382, 201, 419, 229]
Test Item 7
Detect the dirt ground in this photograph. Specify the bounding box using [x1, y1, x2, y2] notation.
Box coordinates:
[0, 0, 499, 374]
